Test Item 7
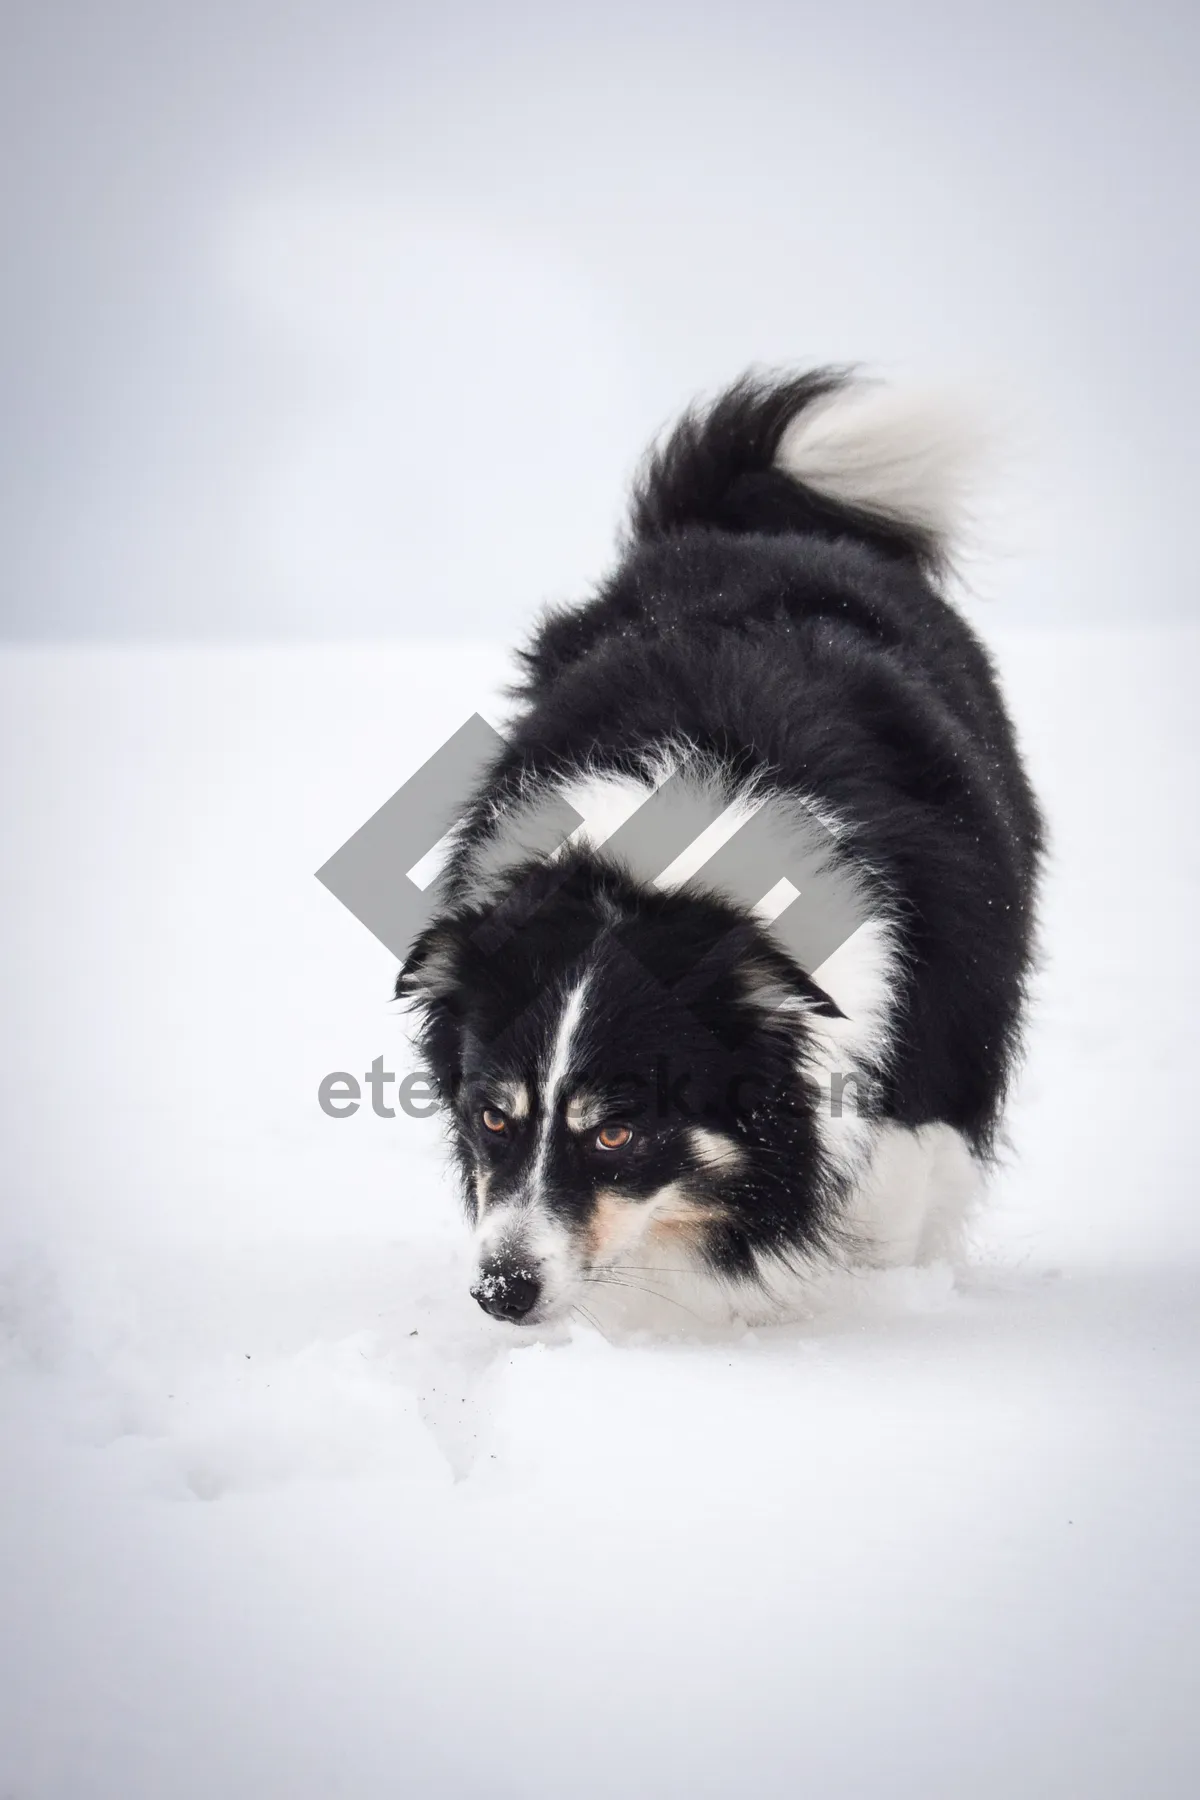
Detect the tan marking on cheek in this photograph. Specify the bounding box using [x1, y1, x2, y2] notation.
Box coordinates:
[584, 1183, 731, 1264]
[647, 1190, 730, 1251]
[585, 1188, 652, 1263]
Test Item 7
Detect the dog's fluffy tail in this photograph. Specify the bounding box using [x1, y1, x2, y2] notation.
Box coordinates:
[628, 368, 988, 577]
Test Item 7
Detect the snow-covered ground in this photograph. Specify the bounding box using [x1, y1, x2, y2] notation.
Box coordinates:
[2, 630, 1198, 1798]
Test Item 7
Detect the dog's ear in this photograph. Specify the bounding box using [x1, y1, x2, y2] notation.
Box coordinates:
[395, 920, 466, 1008]
[739, 943, 845, 1020]
[666, 915, 844, 1020]
[396, 919, 471, 1107]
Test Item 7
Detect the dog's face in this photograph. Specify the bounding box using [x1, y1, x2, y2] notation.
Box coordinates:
[399, 859, 836, 1324]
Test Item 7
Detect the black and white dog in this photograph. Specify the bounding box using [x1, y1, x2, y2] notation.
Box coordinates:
[399, 369, 1043, 1328]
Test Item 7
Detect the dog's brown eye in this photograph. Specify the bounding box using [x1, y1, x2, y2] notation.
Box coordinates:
[596, 1123, 633, 1151]
[482, 1108, 508, 1134]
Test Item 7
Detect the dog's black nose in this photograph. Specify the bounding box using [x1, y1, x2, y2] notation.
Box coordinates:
[471, 1264, 541, 1323]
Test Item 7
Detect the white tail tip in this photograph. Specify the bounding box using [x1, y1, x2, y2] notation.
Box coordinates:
[775, 377, 994, 562]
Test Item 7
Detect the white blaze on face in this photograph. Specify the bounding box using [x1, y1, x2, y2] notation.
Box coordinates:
[471, 972, 594, 1311]
[529, 971, 592, 1201]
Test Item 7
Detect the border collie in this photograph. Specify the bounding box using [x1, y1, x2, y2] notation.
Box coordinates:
[399, 369, 1043, 1329]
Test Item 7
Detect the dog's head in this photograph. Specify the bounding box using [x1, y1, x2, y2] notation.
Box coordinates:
[398, 856, 848, 1324]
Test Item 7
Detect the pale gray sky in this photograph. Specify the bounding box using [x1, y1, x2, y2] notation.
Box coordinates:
[2, 0, 1196, 638]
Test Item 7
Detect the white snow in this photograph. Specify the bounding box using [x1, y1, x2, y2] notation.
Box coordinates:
[1, 631, 1198, 1798]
